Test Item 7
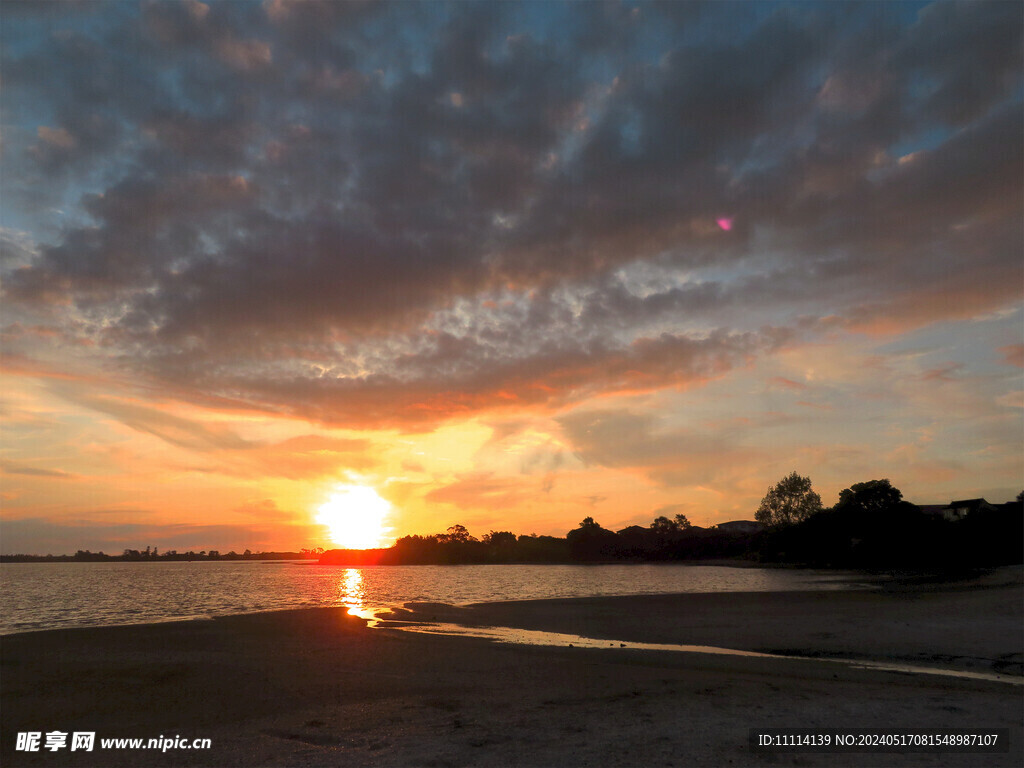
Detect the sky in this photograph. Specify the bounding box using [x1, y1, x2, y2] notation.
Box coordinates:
[1, 0, 1022, 555]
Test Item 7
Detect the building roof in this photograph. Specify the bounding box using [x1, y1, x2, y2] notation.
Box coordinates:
[949, 499, 993, 510]
[715, 520, 764, 531]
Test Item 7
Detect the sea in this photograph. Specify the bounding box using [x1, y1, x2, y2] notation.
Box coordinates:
[0, 561, 865, 635]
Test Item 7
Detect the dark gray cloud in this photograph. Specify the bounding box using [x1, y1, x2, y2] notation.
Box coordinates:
[895, 0, 1023, 125]
[0, 460, 77, 480]
[3, 1, 1021, 427]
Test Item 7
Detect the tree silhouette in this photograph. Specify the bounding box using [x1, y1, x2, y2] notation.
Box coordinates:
[438, 524, 474, 543]
[566, 517, 617, 560]
[482, 531, 517, 547]
[835, 479, 902, 514]
[650, 516, 677, 534]
[755, 471, 822, 526]
[649, 514, 692, 534]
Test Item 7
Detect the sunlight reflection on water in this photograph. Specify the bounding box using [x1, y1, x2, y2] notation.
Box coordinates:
[340, 568, 365, 616]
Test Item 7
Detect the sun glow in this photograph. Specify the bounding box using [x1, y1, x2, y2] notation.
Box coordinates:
[316, 485, 393, 549]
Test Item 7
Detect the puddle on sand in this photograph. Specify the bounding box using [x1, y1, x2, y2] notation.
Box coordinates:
[373, 618, 1024, 687]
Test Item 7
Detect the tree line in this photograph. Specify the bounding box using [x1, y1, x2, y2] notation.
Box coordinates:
[319, 514, 754, 566]
[320, 474, 1022, 568]
[0, 548, 325, 563]
[753, 474, 1022, 568]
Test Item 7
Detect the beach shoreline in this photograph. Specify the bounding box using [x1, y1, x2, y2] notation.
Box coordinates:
[2, 568, 1021, 767]
[381, 565, 1023, 677]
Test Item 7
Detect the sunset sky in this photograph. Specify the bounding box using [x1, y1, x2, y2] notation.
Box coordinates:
[1, 0, 1022, 555]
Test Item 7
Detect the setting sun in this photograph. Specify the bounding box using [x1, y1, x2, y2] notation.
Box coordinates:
[316, 485, 393, 549]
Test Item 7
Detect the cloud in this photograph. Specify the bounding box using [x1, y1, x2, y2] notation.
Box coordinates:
[231, 497, 295, 523]
[0, 229, 39, 268]
[39, 378, 379, 478]
[1, 0, 1020, 434]
[995, 391, 1024, 410]
[215, 36, 272, 71]
[770, 377, 809, 391]
[1000, 345, 1024, 368]
[0, 460, 77, 480]
[895, 0, 1022, 125]
[424, 472, 541, 512]
[194, 326, 787, 428]
[557, 407, 766, 489]
[252, 434, 377, 479]
[48, 386, 255, 454]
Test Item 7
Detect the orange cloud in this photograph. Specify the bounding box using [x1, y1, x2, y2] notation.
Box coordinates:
[770, 376, 809, 390]
[1000, 344, 1024, 368]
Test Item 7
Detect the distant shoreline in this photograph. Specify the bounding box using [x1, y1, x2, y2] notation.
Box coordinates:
[0, 553, 317, 563]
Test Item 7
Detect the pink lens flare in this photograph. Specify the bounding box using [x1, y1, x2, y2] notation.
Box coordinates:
[716, 217, 733, 231]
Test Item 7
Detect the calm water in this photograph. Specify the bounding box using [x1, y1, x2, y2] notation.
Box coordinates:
[0, 561, 863, 635]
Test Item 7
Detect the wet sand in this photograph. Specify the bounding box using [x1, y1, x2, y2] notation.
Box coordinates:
[2, 568, 1021, 767]
[386, 566, 1024, 676]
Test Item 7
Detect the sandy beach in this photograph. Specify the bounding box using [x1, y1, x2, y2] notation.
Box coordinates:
[2, 568, 1021, 767]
